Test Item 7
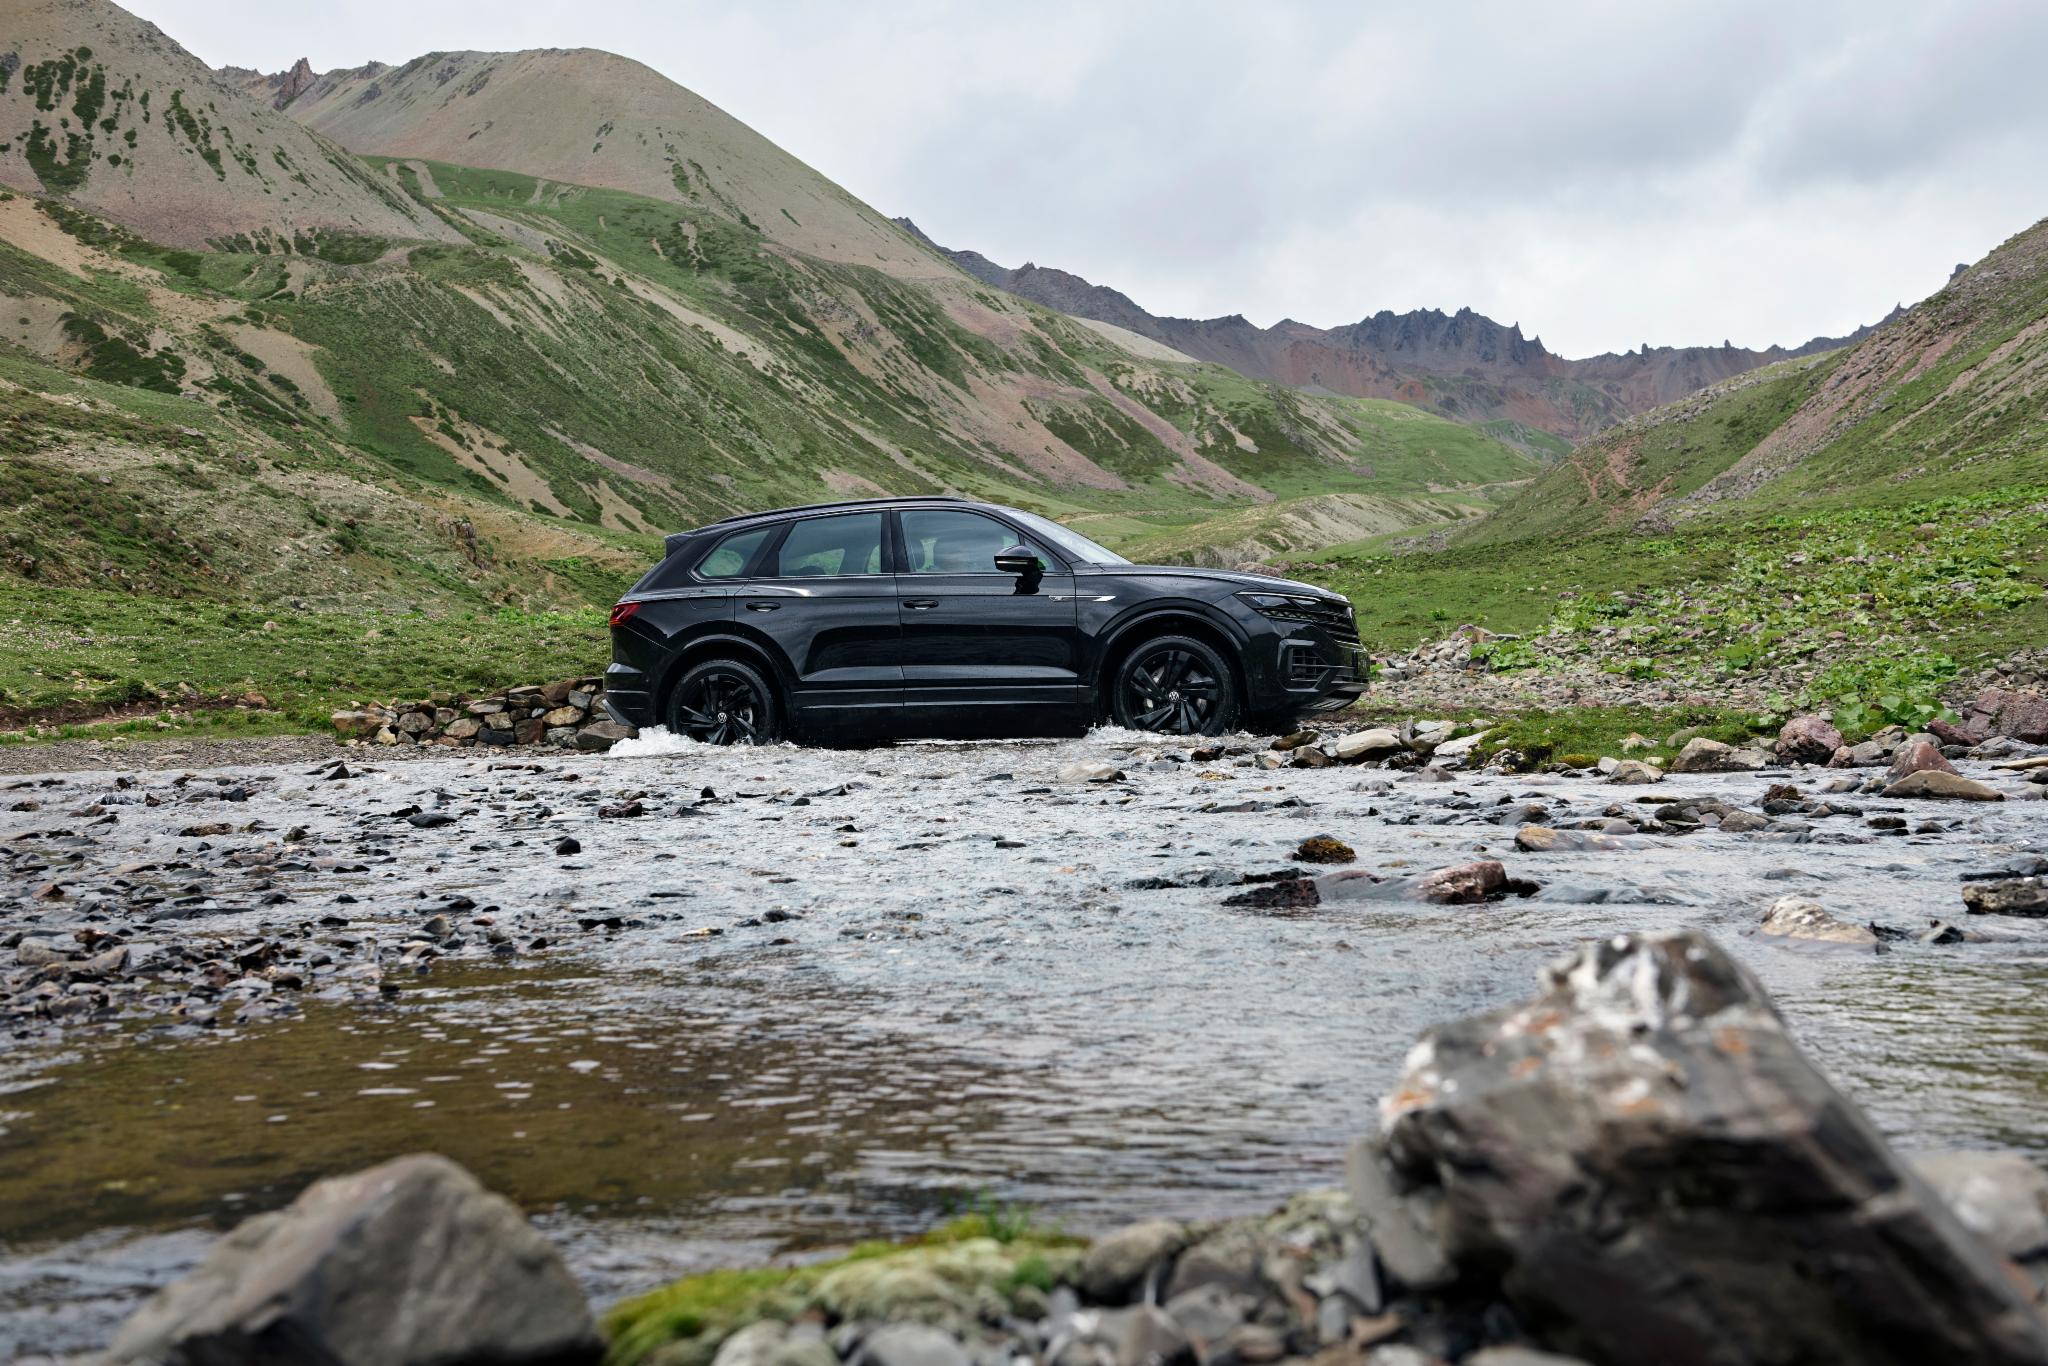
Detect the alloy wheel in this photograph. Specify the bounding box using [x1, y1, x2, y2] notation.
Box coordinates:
[1121, 646, 1224, 734]
[675, 667, 767, 745]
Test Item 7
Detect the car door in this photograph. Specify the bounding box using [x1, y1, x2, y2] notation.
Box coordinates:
[893, 507, 1080, 711]
[739, 512, 902, 720]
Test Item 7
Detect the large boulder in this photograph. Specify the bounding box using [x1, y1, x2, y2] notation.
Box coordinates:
[1364, 931, 2048, 1365]
[106, 1153, 600, 1366]
[1776, 714, 1845, 764]
[1887, 735, 1959, 784]
[1758, 894, 1878, 946]
[1886, 770, 2005, 801]
[1962, 688, 2048, 744]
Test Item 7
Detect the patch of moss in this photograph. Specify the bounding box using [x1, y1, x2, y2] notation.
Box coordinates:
[603, 1220, 1082, 1366]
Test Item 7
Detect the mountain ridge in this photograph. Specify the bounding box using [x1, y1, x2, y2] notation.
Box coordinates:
[895, 216, 1903, 443]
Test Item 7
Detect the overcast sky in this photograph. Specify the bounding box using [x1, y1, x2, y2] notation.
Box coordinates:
[129, 0, 2048, 357]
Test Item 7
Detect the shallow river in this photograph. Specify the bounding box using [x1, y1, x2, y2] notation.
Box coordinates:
[3, 728, 2045, 1358]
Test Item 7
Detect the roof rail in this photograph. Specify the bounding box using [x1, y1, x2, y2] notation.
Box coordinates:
[691, 494, 976, 531]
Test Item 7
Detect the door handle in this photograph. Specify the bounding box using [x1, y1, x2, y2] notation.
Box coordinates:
[744, 601, 780, 612]
[903, 599, 939, 611]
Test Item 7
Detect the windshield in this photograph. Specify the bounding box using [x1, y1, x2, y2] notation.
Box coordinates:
[1004, 509, 1131, 565]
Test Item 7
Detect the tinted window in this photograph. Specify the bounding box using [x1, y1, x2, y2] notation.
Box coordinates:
[695, 526, 772, 579]
[775, 513, 884, 577]
[902, 509, 1045, 574]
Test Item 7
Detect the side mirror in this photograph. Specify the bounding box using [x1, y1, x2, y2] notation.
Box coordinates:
[993, 546, 1042, 576]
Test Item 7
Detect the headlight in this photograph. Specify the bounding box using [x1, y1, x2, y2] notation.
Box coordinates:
[1237, 590, 1331, 615]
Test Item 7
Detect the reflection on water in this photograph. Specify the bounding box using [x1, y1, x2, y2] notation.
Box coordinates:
[2, 735, 2046, 1357]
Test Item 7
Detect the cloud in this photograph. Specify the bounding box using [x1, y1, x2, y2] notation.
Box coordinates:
[130, 0, 2048, 355]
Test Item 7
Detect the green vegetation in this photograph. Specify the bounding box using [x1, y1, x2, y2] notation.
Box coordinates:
[0, 587, 612, 732]
[603, 1215, 1082, 1366]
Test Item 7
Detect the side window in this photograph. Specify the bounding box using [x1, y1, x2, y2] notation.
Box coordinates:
[774, 513, 884, 577]
[901, 509, 1045, 575]
[695, 526, 772, 579]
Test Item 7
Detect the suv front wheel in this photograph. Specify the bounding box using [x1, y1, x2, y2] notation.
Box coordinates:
[666, 658, 783, 745]
[1110, 635, 1239, 736]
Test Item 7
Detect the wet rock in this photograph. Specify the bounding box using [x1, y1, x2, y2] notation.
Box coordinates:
[1080, 1219, 1194, 1303]
[1412, 860, 1509, 904]
[1371, 930, 2048, 1366]
[1291, 745, 1335, 769]
[1294, 835, 1356, 865]
[555, 837, 582, 857]
[1776, 714, 1845, 764]
[15, 936, 70, 966]
[1432, 729, 1489, 759]
[1223, 879, 1319, 910]
[405, 811, 456, 829]
[851, 1323, 970, 1366]
[1758, 895, 1879, 946]
[1604, 760, 1663, 785]
[1336, 729, 1404, 763]
[1512, 825, 1645, 853]
[106, 1153, 599, 1365]
[599, 799, 647, 819]
[1271, 731, 1319, 751]
[1962, 877, 2048, 917]
[1913, 1151, 2048, 1265]
[575, 720, 636, 753]
[1117, 1305, 1193, 1366]
[1669, 738, 1770, 774]
[1887, 736, 1959, 784]
[1886, 771, 2005, 801]
[1059, 762, 1124, 784]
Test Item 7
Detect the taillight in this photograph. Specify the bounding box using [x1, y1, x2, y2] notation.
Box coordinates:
[608, 600, 642, 628]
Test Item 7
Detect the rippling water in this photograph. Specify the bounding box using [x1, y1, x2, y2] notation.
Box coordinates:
[2, 730, 2044, 1356]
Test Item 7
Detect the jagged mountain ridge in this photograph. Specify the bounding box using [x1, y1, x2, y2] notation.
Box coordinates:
[897, 218, 1901, 444]
[1460, 213, 2048, 546]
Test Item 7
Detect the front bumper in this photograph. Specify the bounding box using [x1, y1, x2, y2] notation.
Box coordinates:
[1283, 639, 1372, 712]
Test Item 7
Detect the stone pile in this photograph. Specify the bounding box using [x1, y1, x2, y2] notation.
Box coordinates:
[107, 932, 2048, 1366]
[329, 676, 637, 753]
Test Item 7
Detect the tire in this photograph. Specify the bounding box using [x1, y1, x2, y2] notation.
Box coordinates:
[1110, 634, 1240, 736]
[665, 658, 783, 745]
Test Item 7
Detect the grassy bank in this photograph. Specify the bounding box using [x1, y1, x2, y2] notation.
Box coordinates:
[0, 586, 608, 740]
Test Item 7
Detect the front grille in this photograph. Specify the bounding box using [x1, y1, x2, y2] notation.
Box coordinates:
[1285, 642, 1368, 686]
[1265, 600, 1360, 647]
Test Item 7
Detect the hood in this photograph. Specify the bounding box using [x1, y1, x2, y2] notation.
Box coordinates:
[1096, 563, 1348, 603]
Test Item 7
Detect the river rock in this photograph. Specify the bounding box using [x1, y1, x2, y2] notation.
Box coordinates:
[1117, 1305, 1193, 1366]
[1080, 1218, 1194, 1303]
[1060, 761, 1124, 784]
[1961, 876, 2048, 917]
[851, 1323, 970, 1366]
[1913, 1151, 2048, 1265]
[1887, 736, 1958, 784]
[1777, 715, 1845, 764]
[1412, 860, 1509, 904]
[574, 720, 636, 753]
[1605, 759, 1663, 785]
[1962, 688, 2048, 744]
[1370, 930, 2048, 1365]
[1758, 895, 1878, 946]
[106, 1153, 600, 1366]
[1513, 825, 1645, 852]
[1432, 729, 1489, 759]
[1295, 835, 1355, 864]
[1336, 728, 1404, 762]
[1670, 738, 1769, 774]
[1886, 771, 2005, 801]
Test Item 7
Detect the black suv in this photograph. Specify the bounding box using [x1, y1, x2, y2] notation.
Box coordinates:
[603, 497, 1367, 743]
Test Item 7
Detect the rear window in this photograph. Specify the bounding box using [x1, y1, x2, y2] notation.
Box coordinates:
[774, 513, 884, 577]
[695, 526, 773, 579]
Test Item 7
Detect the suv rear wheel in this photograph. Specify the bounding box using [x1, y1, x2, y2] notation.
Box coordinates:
[666, 658, 782, 745]
[1111, 635, 1239, 736]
